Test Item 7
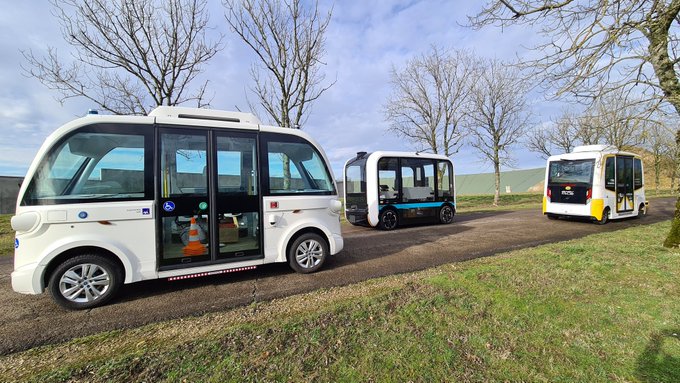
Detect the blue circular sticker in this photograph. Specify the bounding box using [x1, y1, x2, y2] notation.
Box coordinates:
[78, 211, 88, 219]
[163, 201, 176, 212]
[14, 238, 19, 249]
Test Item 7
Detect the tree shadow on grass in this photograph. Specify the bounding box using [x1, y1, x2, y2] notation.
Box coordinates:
[635, 329, 680, 383]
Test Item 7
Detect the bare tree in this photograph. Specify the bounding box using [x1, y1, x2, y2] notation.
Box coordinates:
[647, 119, 675, 193]
[384, 47, 477, 157]
[22, 0, 222, 115]
[581, 90, 651, 149]
[527, 110, 581, 158]
[224, 0, 333, 129]
[469, 0, 680, 246]
[467, 59, 532, 206]
[224, 0, 333, 188]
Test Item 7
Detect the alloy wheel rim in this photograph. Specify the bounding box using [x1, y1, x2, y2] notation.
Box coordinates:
[295, 239, 323, 269]
[383, 211, 397, 229]
[441, 206, 453, 222]
[59, 263, 111, 303]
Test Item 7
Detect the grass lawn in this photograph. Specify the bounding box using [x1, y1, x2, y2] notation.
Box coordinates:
[0, 214, 13, 256]
[2, 221, 678, 382]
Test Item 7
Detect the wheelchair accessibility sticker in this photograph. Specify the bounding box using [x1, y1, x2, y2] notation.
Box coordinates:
[163, 201, 176, 212]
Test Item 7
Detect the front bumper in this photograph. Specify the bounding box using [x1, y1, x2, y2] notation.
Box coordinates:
[11, 262, 43, 295]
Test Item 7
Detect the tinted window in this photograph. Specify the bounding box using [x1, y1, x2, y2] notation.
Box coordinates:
[216, 135, 258, 195]
[634, 158, 643, 189]
[605, 157, 615, 191]
[401, 158, 435, 202]
[161, 133, 208, 197]
[346, 165, 365, 194]
[437, 161, 453, 198]
[378, 157, 399, 203]
[23, 128, 150, 205]
[264, 134, 334, 194]
[548, 159, 595, 185]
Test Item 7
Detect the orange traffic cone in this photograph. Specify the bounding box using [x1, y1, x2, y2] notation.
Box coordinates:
[183, 216, 207, 256]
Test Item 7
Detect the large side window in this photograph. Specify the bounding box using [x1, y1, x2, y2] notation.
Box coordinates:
[633, 158, 643, 189]
[605, 157, 616, 191]
[217, 135, 258, 195]
[161, 133, 208, 197]
[263, 133, 334, 195]
[22, 125, 151, 205]
[401, 158, 434, 202]
[378, 157, 399, 203]
[437, 160, 453, 198]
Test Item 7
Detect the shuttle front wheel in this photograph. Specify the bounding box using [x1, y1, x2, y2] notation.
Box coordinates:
[439, 205, 455, 224]
[48, 254, 123, 310]
[378, 209, 399, 230]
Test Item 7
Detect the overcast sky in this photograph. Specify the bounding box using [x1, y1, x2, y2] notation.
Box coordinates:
[0, 0, 561, 179]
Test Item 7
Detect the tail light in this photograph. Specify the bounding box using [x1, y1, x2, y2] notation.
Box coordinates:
[586, 188, 592, 204]
[546, 187, 552, 201]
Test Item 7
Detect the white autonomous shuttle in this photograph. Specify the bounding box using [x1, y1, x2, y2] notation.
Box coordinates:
[344, 151, 456, 230]
[543, 145, 648, 224]
[11, 107, 343, 309]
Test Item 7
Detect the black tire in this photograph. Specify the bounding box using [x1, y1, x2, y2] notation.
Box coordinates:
[378, 208, 398, 230]
[48, 254, 122, 310]
[288, 233, 328, 274]
[595, 207, 610, 225]
[638, 203, 647, 217]
[439, 204, 455, 224]
[547, 214, 559, 220]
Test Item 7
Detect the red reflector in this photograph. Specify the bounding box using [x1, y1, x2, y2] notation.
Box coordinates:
[270, 201, 279, 209]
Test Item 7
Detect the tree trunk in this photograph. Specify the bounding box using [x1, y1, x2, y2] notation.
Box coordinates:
[282, 154, 291, 190]
[493, 158, 501, 206]
[663, 129, 680, 247]
[654, 154, 661, 195]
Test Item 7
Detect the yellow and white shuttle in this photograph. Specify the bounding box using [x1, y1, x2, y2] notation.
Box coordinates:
[543, 145, 648, 224]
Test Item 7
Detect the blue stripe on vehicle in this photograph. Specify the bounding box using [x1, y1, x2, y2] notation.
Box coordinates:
[379, 202, 454, 210]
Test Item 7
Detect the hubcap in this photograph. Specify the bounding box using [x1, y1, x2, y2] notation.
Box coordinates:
[295, 239, 323, 269]
[441, 206, 453, 222]
[383, 211, 397, 229]
[59, 263, 111, 303]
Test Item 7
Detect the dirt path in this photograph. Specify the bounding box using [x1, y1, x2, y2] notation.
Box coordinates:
[0, 198, 674, 354]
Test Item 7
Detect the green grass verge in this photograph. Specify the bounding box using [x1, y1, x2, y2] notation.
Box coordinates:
[0, 214, 14, 256]
[2, 221, 678, 382]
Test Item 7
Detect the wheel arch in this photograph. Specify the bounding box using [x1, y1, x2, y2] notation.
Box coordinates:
[284, 226, 330, 263]
[42, 246, 127, 291]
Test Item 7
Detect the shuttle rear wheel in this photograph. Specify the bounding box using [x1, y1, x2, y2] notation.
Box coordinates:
[595, 207, 610, 225]
[288, 233, 328, 274]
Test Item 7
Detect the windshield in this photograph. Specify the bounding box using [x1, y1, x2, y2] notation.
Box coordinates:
[345, 160, 366, 194]
[548, 159, 595, 185]
[22, 130, 147, 204]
